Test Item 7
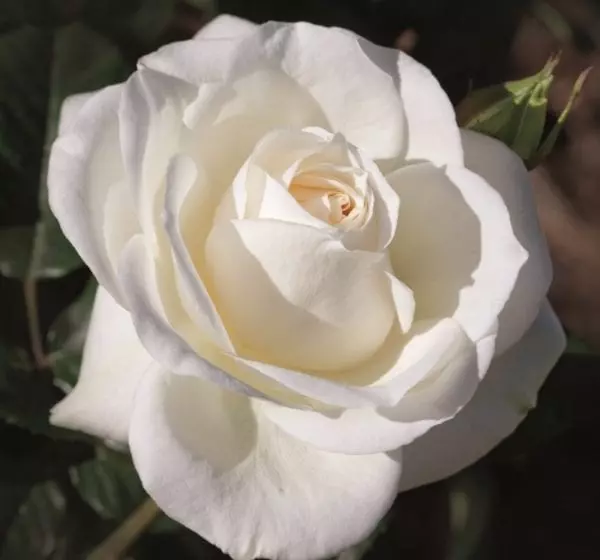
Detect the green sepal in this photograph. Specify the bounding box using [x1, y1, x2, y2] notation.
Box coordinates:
[457, 55, 559, 164]
[531, 66, 591, 167]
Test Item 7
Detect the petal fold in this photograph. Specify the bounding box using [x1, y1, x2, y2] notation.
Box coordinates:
[163, 155, 233, 350]
[232, 22, 405, 159]
[388, 163, 526, 346]
[49, 85, 131, 303]
[461, 129, 553, 354]
[397, 300, 566, 490]
[50, 288, 157, 444]
[118, 235, 265, 398]
[205, 219, 395, 373]
[258, 318, 479, 454]
[58, 92, 95, 135]
[129, 370, 402, 560]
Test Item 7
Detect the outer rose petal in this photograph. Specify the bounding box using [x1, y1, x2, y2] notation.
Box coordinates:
[50, 288, 158, 444]
[388, 163, 526, 346]
[129, 370, 402, 560]
[57, 92, 94, 135]
[374, 49, 462, 171]
[49, 85, 133, 304]
[119, 68, 192, 249]
[193, 14, 257, 41]
[232, 22, 406, 160]
[256, 321, 492, 455]
[234, 319, 474, 409]
[138, 33, 243, 86]
[461, 129, 552, 354]
[149, 18, 461, 169]
[397, 300, 566, 490]
[395, 52, 462, 166]
[118, 235, 267, 398]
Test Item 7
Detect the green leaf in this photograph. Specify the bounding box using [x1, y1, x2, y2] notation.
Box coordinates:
[127, 0, 177, 44]
[0, 226, 35, 278]
[71, 448, 177, 533]
[0, 0, 71, 28]
[87, 0, 177, 52]
[0, 473, 108, 560]
[0, 364, 69, 437]
[0, 339, 86, 438]
[0, 0, 146, 29]
[566, 335, 595, 355]
[446, 468, 494, 560]
[0, 23, 130, 278]
[184, 0, 215, 10]
[82, 0, 145, 24]
[71, 448, 144, 522]
[47, 279, 97, 389]
[0, 480, 67, 560]
[0, 422, 93, 545]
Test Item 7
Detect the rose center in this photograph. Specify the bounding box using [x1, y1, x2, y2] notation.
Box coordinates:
[289, 168, 365, 228]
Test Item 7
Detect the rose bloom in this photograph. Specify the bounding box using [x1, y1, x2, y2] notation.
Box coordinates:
[49, 15, 565, 560]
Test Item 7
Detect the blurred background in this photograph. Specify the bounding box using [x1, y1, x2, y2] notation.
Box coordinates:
[1, 0, 600, 558]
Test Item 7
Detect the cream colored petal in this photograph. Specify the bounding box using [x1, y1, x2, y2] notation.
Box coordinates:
[397, 301, 565, 490]
[205, 219, 395, 373]
[231, 22, 405, 160]
[49, 85, 131, 304]
[388, 163, 526, 346]
[129, 370, 402, 560]
[461, 130, 552, 354]
[193, 14, 257, 41]
[50, 288, 158, 444]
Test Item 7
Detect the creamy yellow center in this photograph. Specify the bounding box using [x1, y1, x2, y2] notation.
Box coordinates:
[289, 166, 366, 229]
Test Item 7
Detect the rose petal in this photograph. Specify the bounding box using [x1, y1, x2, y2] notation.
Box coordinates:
[205, 219, 395, 373]
[49, 85, 129, 304]
[193, 14, 257, 41]
[58, 92, 94, 135]
[163, 155, 233, 350]
[50, 287, 157, 445]
[232, 22, 405, 160]
[180, 70, 327, 201]
[129, 370, 402, 560]
[138, 38, 238, 86]
[220, 126, 401, 251]
[119, 69, 192, 250]
[339, 32, 462, 168]
[118, 235, 268, 398]
[348, 144, 400, 251]
[224, 130, 328, 229]
[121, 232, 482, 412]
[257, 317, 482, 454]
[387, 272, 416, 334]
[388, 162, 526, 346]
[103, 180, 139, 270]
[236, 318, 473, 409]
[397, 300, 566, 490]
[461, 129, 553, 354]
[395, 52, 462, 166]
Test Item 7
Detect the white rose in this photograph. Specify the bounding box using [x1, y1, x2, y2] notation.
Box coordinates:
[48, 15, 565, 560]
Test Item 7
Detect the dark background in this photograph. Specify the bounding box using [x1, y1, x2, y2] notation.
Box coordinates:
[1, 1, 600, 558]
